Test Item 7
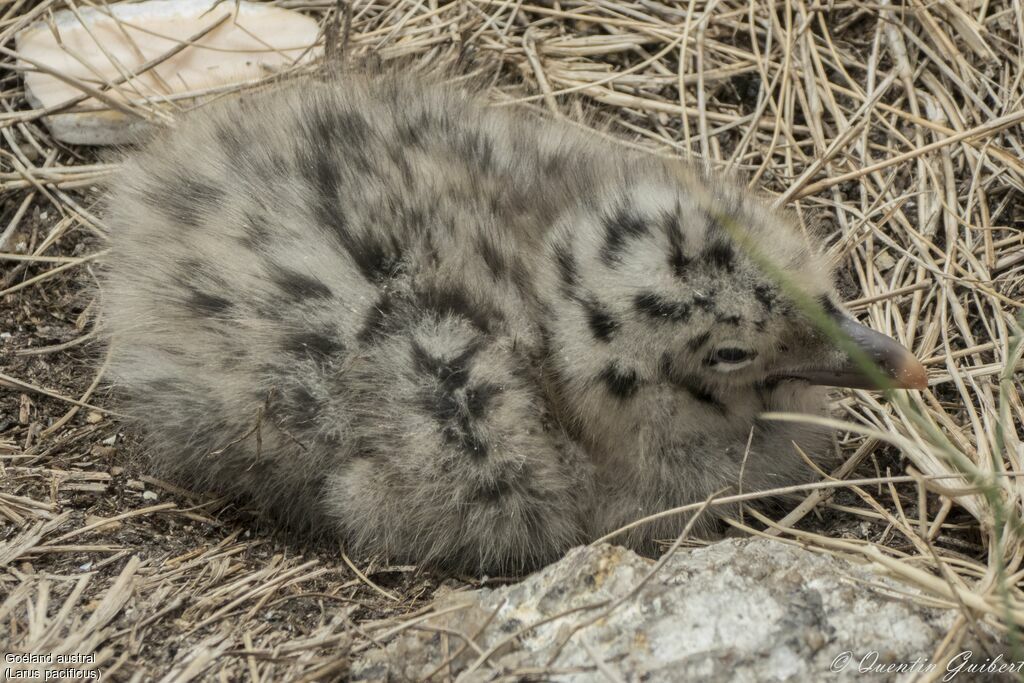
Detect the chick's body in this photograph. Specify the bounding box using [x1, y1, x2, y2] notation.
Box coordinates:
[102, 75, 841, 573]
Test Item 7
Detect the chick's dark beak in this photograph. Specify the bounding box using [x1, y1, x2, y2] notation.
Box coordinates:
[788, 316, 928, 390]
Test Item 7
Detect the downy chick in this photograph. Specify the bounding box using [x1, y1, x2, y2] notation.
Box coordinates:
[99, 74, 926, 574]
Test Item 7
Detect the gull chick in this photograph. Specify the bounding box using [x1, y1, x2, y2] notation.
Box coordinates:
[99, 74, 926, 574]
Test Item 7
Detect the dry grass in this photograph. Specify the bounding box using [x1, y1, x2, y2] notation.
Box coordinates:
[1, 0, 1023, 680]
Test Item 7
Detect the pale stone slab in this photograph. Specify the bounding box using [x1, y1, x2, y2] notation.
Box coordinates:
[16, 0, 321, 145]
[353, 539, 1007, 682]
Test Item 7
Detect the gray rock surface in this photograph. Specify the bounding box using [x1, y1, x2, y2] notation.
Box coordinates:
[353, 538, 999, 682]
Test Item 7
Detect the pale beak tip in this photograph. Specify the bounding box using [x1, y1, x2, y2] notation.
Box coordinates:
[833, 315, 928, 391]
[896, 357, 928, 390]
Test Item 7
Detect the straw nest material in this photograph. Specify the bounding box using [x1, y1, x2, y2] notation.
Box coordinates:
[1, 1, 1022, 679]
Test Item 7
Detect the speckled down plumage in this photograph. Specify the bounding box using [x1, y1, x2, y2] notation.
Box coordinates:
[100, 73, 843, 574]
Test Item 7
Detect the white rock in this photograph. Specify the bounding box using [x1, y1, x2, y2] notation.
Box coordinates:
[16, 0, 321, 145]
[352, 539, 1003, 682]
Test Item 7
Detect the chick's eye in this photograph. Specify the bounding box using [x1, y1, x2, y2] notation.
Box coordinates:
[712, 347, 755, 364]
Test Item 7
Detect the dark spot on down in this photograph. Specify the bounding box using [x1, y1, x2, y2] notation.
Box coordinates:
[687, 331, 711, 352]
[384, 142, 415, 186]
[296, 107, 403, 283]
[283, 331, 344, 362]
[670, 374, 726, 413]
[305, 148, 344, 230]
[272, 268, 333, 301]
[396, 118, 423, 147]
[601, 207, 648, 265]
[693, 292, 716, 312]
[416, 285, 499, 333]
[754, 284, 776, 311]
[658, 352, 675, 379]
[543, 154, 566, 175]
[477, 236, 507, 280]
[667, 218, 691, 277]
[188, 289, 232, 316]
[445, 418, 490, 459]
[287, 386, 321, 424]
[241, 213, 272, 248]
[599, 363, 640, 399]
[465, 383, 500, 417]
[475, 477, 511, 503]
[335, 228, 405, 283]
[410, 340, 478, 393]
[214, 121, 244, 160]
[303, 103, 371, 157]
[411, 340, 501, 460]
[584, 299, 619, 342]
[553, 241, 579, 291]
[456, 130, 495, 171]
[703, 240, 736, 272]
[430, 392, 461, 423]
[634, 292, 691, 323]
[215, 120, 289, 183]
[143, 175, 225, 228]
